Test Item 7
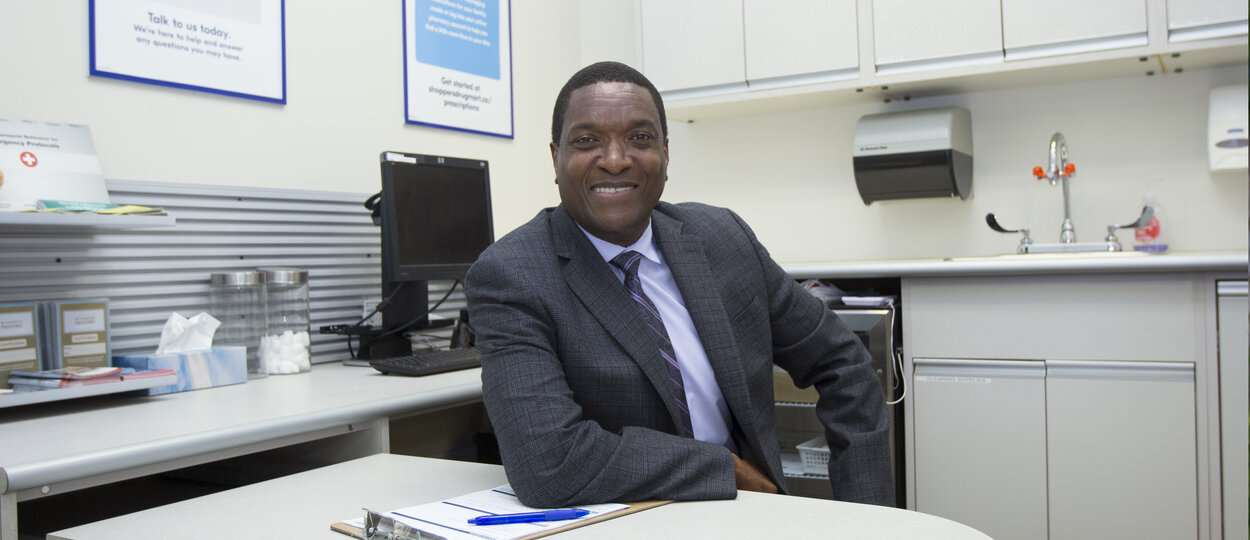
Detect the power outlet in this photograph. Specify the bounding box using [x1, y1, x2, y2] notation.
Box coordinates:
[362, 298, 383, 327]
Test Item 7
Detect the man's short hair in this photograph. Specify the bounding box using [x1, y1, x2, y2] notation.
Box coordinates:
[550, 61, 667, 145]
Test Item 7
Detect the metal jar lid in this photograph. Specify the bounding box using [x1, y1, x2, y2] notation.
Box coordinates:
[258, 267, 309, 285]
[210, 270, 261, 287]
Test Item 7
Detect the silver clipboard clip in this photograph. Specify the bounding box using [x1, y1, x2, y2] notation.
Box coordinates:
[362, 508, 448, 540]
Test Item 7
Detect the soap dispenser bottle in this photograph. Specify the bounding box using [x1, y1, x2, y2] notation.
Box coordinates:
[1133, 192, 1168, 252]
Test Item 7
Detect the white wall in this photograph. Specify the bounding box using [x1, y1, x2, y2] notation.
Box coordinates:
[2, 2, 1245, 264]
[0, 1, 579, 237]
[662, 66, 1249, 262]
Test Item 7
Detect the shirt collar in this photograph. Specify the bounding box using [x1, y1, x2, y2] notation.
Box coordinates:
[578, 220, 663, 267]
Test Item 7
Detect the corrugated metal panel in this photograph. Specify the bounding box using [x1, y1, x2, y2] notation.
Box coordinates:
[0, 179, 463, 366]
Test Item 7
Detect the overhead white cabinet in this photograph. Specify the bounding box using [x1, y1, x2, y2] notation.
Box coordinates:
[1045, 361, 1198, 540]
[871, 0, 1003, 74]
[639, 0, 746, 95]
[742, 0, 859, 88]
[630, 0, 1247, 118]
[913, 359, 1048, 540]
[1167, 0, 1250, 42]
[1001, 0, 1149, 61]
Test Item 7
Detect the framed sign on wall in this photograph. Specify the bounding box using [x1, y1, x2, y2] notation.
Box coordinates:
[403, 0, 514, 139]
[89, 0, 286, 104]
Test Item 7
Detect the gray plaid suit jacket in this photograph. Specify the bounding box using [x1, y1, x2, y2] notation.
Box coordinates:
[464, 202, 892, 508]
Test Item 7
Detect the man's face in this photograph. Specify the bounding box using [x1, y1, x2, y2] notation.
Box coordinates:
[551, 82, 668, 247]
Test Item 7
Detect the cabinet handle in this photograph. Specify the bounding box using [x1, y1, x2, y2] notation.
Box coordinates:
[1045, 360, 1193, 381]
[914, 358, 1045, 378]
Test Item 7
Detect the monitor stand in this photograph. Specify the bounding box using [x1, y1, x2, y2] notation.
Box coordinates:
[355, 280, 453, 362]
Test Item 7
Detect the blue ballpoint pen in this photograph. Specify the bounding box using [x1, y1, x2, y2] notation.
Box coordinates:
[468, 508, 590, 526]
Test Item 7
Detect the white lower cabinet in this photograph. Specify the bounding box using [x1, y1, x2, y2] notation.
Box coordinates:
[1216, 281, 1247, 540]
[1045, 361, 1198, 540]
[914, 358, 1198, 540]
[914, 359, 1048, 540]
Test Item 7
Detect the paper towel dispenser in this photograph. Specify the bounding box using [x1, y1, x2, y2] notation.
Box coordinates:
[852, 106, 972, 204]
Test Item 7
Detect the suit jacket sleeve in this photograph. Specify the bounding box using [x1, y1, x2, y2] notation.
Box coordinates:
[465, 240, 736, 508]
[730, 212, 895, 506]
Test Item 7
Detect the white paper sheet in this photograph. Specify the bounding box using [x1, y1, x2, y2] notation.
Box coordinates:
[341, 484, 628, 540]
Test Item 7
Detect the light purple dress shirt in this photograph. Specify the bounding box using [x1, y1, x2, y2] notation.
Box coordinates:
[580, 222, 736, 451]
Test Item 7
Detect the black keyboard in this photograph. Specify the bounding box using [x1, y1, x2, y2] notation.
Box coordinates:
[368, 347, 481, 377]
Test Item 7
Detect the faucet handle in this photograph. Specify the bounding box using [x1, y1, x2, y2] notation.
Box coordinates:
[1111, 205, 1154, 230]
[1062, 162, 1076, 177]
[987, 213, 1033, 253]
[1032, 166, 1046, 178]
[1104, 206, 1155, 250]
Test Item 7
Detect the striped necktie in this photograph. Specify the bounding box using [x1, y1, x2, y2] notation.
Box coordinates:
[610, 250, 693, 437]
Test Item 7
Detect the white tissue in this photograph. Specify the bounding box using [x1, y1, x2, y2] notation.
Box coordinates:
[156, 312, 221, 354]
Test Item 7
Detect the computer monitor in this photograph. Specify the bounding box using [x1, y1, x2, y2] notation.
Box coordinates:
[378, 151, 493, 283]
[362, 151, 493, 359]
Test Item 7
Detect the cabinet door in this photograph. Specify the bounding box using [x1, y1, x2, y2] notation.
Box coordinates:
[1046, 361, 1198, 540]
[913, 359, 1048, 540]
[871, 0, 1002, 74]
[1002, 0, 1147, 61]
[742, 0, 858, 88]
[1167, 0, 1250, 42]
[1217, 281, 1247, 540]
[639, 0, 745, 94]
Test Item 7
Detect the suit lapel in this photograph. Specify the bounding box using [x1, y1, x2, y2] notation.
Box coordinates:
[651, 211, 763, 447]
[550, 207, 689, 432]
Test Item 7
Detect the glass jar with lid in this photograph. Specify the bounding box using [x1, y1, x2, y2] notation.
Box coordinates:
[259, 267, 311, 374]
[209, 270, 266, 379]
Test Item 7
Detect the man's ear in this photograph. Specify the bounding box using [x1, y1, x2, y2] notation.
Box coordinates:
[662, 138, 670, 182]
[550, 141, 559, 183]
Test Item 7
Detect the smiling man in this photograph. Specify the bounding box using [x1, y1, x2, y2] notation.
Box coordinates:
[464, 61, 892, 508]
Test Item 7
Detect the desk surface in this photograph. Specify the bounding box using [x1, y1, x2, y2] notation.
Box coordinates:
[49, 453, 990, 540]
[0, 364, 481, 496]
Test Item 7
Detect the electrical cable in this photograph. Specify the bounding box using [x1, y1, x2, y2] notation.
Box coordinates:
[339, 281, 406, 360]
[354, 281, 405, 327]
[885, 306, 907, 406]
[373, 280, 461, 340]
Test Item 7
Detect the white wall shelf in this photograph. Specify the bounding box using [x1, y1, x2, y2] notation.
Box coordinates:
[0, 212, 175, 232]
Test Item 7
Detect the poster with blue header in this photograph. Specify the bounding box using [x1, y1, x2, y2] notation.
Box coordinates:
[404, 0, 513, 139]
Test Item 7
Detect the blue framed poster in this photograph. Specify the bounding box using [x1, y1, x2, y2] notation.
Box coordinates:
[404, 0, 514, 139]
[89, 0, 286, 104]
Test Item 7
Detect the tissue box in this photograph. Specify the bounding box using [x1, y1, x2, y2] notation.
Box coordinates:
[112, 346, 246, 395]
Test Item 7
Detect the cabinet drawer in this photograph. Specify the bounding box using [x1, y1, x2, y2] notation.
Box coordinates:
[1046, 361, 1197, 539]
[913, 358, 1048, 540]
[902, 274, 1202, 362]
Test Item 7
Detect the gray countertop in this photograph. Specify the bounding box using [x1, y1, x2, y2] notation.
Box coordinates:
[782, 250, 1248, 279]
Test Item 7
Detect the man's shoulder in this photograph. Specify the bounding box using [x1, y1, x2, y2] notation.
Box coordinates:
[656, 201, 733, 220]
[488, 207, 558, 250]
[655, 201, 748, 238]
[469, 207, 558, 276]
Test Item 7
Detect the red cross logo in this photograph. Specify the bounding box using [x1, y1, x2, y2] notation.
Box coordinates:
[20, 152, 38, 167]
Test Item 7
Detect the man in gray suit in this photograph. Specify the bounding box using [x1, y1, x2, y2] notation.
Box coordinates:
[464, 61, 892, 508]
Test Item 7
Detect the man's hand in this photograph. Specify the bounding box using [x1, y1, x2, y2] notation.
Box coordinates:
[732, 453, 778, 493]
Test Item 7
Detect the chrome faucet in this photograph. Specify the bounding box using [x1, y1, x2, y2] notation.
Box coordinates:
[1033, 132, 1077, 243]
[986, 132, 1158, 254]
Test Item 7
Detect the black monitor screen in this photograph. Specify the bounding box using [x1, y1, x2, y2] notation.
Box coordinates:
[379, 152, 493, 282]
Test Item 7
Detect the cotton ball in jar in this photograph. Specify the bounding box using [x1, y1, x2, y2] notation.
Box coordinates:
[261, 330, 311, 374]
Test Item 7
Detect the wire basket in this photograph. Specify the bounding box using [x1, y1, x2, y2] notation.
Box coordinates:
[796, 437, 830, 475]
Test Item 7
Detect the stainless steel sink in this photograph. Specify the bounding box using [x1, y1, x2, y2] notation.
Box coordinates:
[943, 251, 1153, 262]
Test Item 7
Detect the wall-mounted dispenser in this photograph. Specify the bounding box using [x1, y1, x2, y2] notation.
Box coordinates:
[1208, 83, 1248, 172]
[852, 106, 972, 204]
